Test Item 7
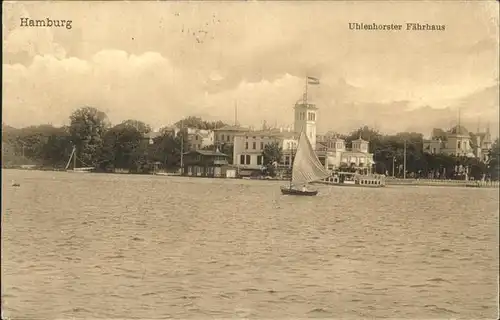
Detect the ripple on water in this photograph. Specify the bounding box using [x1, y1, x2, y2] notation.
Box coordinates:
[2, 171, 498, 319]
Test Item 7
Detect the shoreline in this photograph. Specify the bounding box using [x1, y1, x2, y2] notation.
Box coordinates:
[3, 168, 499, 188]
[386, 178, 500, 188]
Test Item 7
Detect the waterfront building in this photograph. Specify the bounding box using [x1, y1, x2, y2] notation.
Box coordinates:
[423, 124, 492, 161]
[232, 127, 297, 173]
[316, 135, 375, 173]
[231, 94, 375, 174]
[182, 149, 230, 177]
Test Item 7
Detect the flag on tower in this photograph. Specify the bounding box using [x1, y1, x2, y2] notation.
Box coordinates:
[307, 76, 320, 85]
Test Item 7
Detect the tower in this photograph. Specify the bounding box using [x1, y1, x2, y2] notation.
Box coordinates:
[293, 101, 318, 150]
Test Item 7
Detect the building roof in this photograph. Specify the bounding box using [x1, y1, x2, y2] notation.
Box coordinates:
[214, 125, 249, 132]
[449, 125, 470, 136]
[234, 129, 297, 139]
[144, 131, 162, 139]
[324, 136, 346, 142]
[183, 150, 228, 157]
[352, 138, 368, 142]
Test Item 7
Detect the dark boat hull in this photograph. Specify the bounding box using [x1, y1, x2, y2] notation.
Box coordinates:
[280, 186, 318, 196]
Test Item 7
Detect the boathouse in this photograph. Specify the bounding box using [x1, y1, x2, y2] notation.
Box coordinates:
[182, 149, 233, 177]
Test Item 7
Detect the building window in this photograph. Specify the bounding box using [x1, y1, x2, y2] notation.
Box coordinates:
[240, 155, 245, 165]
[257, 155, 263, 165]
[221, 134, 224, 141]
[252, 142, 256, 149]
[245, 142, 248, 149]
[260, 142, 264, 149]
[433, 148, 436, 154]
[245, 155, 251, 165]
[457, 141, 461, 149]
[227, 135, 230, 142]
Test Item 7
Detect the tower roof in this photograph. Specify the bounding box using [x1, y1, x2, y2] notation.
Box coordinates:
[352, 138, 368, 142]
[294, 102, 318, 110]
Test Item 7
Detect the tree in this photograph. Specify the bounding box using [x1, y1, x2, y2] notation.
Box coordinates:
[40, 126, 72, 167]
[99, 124, 143, 171]
[120, 119, 152, 135]
[262, 141, 282, 176]
[147, 132, 183, 169]
[69, 107, 110, 167]
[2, 124, 71, 167]
[488, 138, 500, 180]
[174, 116, 228, 130]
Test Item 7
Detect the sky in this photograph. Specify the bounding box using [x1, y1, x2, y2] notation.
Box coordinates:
[2, 0, 499, 136]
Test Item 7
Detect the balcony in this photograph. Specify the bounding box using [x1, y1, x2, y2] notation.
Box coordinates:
[213, 159, 228, 165]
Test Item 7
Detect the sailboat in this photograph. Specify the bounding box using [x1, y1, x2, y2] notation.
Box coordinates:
[280, 131, 331, 196]
[65, 146, 95, 173]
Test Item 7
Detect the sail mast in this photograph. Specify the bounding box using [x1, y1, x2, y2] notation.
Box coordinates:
[304, 75, 308, 105]
[289, 138, 296, 188]
[73, 146, 77, 170]
[65, 146, 75, 170]
[180, 119, 184, 173]
[234, 101, 238, 126]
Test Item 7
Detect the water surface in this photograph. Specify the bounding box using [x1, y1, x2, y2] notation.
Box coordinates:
[2, 170, 499, 319]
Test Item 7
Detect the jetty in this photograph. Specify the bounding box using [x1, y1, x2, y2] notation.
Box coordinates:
[386, 178, 499, 188]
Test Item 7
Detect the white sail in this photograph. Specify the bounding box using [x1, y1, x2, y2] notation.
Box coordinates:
[291, 132, 330, 185]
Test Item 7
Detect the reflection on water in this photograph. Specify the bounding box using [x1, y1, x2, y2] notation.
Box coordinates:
[2, 170, 499, 319]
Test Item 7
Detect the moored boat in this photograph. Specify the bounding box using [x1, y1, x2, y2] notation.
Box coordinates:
[280, 185, 318, 196]
[313, 171, 386, 188]
[65, 146, 95, 173]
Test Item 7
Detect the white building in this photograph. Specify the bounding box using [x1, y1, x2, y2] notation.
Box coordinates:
[232, 98, 319, 172]
[233, 128, 297, 171]
[182, 128, 214, 151]
[214, 125, 249, 146]
[293, 101, 318, 150]
[232, 95, 377, 174]
[316, 135, 375, 173]
[423, 125, 492, 160]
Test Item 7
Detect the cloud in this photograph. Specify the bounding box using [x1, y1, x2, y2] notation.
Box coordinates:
[2, 1, 499, 136]
[3, 50, 180, 128]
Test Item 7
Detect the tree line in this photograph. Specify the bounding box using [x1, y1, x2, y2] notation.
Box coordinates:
[2, 108, 230, 173]
[2, 107, 499, 179]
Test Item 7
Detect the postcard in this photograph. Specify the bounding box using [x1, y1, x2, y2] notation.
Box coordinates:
[2, 1, 499, 319]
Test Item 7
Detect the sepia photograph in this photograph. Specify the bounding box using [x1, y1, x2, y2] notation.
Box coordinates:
[2, 0, 499, 319]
